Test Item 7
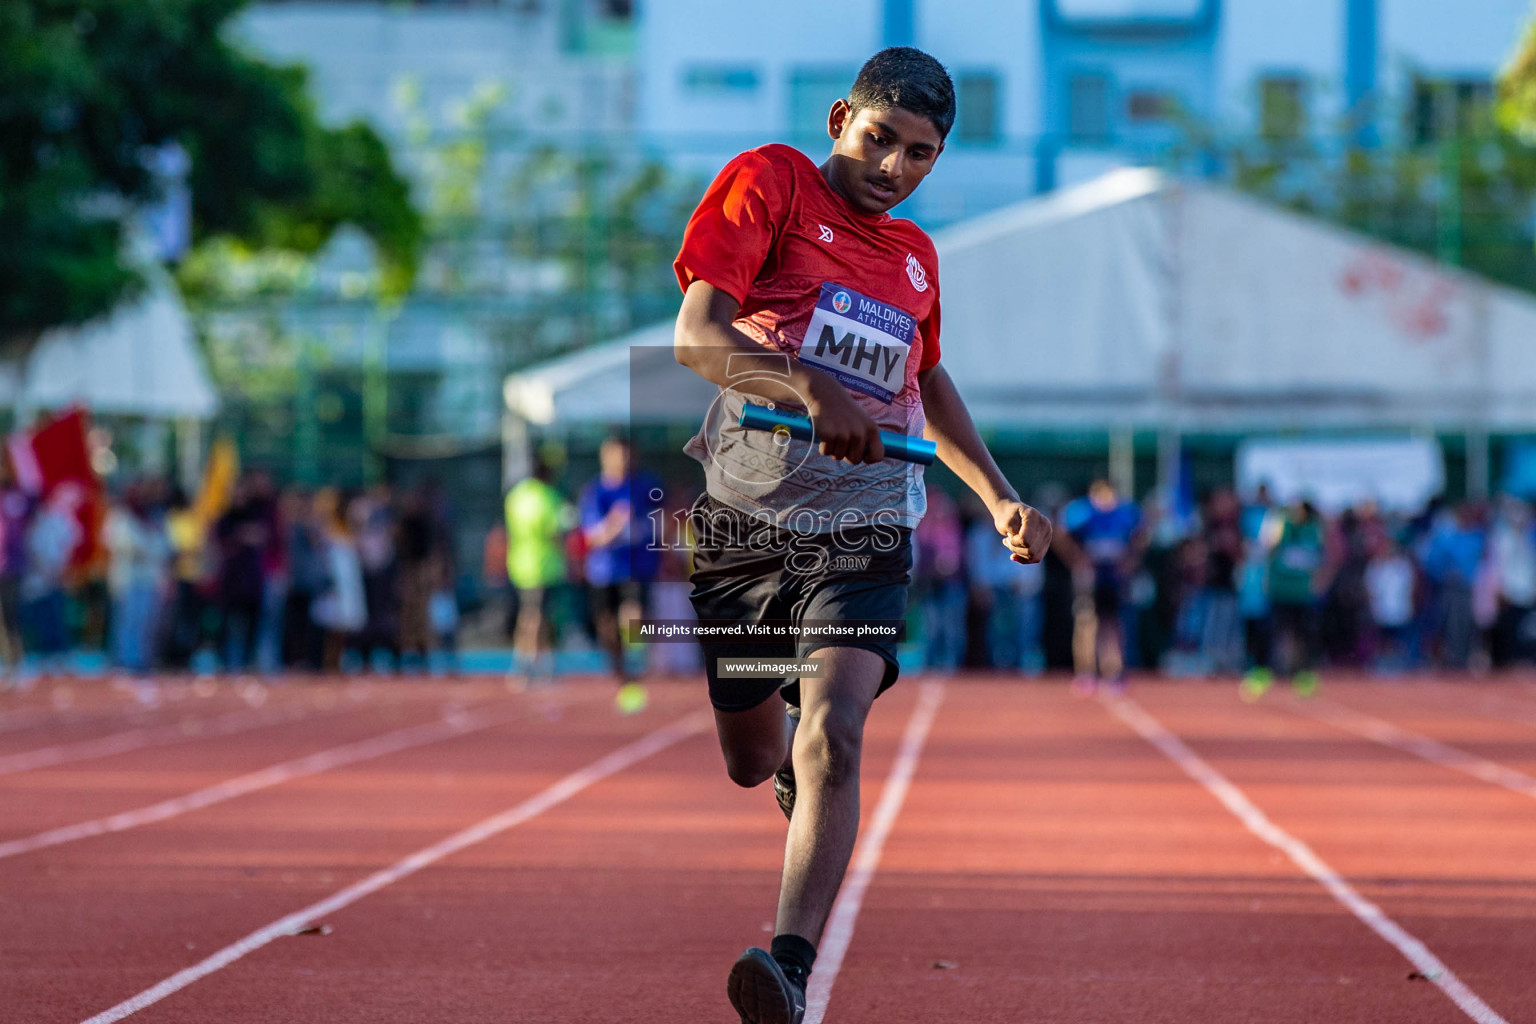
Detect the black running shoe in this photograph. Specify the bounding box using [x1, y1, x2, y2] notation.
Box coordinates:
[772, 765, 796, 821]
[727, 947, 806, 1024]
[773, 705, 801, 822]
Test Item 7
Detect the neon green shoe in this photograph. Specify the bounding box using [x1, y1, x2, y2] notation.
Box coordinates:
[1239, 668, 1273, 703]
[1292, 671, 1321, 698]
[615, 682, 649, 715]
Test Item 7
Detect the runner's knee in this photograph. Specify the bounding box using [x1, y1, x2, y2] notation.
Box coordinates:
[721, 746, 780, 788]
[796, 706, 863, 789]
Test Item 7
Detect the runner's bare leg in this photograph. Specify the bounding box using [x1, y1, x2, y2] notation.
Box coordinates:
[714, 696, 795, 786]
[774, 645, 885, 941]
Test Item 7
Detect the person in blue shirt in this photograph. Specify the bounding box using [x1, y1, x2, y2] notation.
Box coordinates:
[1056, 479, 1145, 694]
[1421, 503, 1488, 669]
[578, 434, 663, 712]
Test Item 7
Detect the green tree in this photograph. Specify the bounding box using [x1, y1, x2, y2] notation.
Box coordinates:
[0, 0, 421, 349]
[1203, 114, 1536, 295]
[1500, 14, 1536, 139]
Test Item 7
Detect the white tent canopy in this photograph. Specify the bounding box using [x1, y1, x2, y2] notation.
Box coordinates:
[935, 167, 1536, 432]
[502, 320, 715, 427]
[506, 168, 1536, 435]
[2, 276, 219, 420]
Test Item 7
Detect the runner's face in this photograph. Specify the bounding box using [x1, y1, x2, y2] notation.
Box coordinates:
[824, 100, 944, 215]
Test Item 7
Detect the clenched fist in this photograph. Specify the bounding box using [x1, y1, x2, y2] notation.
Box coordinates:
[994, 500, 1052, 565]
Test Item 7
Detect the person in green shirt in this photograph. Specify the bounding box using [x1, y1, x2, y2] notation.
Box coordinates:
[505, 457, 574, 685]
[1245, 499, 1328, 699]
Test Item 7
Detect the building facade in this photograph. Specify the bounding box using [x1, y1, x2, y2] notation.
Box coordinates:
[637, 0, 1533, 225]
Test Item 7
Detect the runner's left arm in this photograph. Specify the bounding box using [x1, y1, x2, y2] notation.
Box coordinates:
[918, 363, 1052, 565]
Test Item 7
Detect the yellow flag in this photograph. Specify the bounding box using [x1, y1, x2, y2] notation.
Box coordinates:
[194, 437, 239, 524]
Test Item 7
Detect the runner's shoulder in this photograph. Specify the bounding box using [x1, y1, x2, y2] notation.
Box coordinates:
[751, 143, 816, 174]
[723, 143, 812, 190]
[885, 215, 937, 261]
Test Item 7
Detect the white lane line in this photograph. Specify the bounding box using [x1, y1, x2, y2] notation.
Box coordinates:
[1286, 698, 1536, 801]
[0, 704, 316, 777]
[1106, 696, 1509, 1024]
[76, 709, 712, 1024]
[805, 681, 945, 1024]
[0, 698, 554, 860]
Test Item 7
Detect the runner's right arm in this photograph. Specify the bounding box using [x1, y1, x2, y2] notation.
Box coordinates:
[674, 281, 887, 466]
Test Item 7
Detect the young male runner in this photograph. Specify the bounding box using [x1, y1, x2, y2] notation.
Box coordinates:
[671, 48, 1052, 1024]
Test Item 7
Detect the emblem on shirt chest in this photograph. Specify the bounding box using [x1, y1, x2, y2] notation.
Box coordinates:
[905, 253, 929, 293]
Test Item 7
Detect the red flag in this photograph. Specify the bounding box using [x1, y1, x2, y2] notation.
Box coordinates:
[7, 408, 104, 573]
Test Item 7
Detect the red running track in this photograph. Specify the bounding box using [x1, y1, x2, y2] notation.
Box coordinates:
[1, 674, 1533, 1023]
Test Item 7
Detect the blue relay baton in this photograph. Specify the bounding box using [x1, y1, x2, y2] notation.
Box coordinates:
[738, 402, 937, 466]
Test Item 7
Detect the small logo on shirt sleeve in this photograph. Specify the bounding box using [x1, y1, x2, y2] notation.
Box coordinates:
[905, 253, 929, 292]
[818, 224, 835, 243]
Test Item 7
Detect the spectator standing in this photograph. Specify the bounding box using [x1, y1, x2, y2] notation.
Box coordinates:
[312, 488, 366, 671]
[481, 522, 515, 641]
[103, 483, 167, 674]
[1321, 508, 1373, 667]
[1199, 488, 1245, 675]
[162, 487, 211, 669]
[214, 475, 274, 672]
[248, 473, 287, 675]
[1246, 500, 1326, 699]
[965, 504, 1044, 673]
[280, 487, 328, 671]
[1488, 497, 1536, 667]
[0, 472, 31, 671]
[914, 486, 966, 674]
[579, 435, 661, 713]
[1365, 536, 1417, 673]
[1238, 486, 1276, 685]
[1422, 504, 1489, 669]
[22, 484, 84, 673]
[396, 491, 437, 669]
[1057, 479, 1144, 694]
[353, 484, 400, 670]
[505, 457, 573, 686]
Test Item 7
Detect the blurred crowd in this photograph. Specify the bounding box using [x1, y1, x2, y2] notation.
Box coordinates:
[0, 470, 460, 678]
[482, 440, 1536, 689]
[10, 432, 1530, 690]
[912, 479, 1536, 688]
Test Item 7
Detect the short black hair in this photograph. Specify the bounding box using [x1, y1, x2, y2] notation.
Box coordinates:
[847, 47, 956, 140]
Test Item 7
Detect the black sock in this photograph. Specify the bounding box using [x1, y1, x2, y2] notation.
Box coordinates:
[770, 933, 817, 988]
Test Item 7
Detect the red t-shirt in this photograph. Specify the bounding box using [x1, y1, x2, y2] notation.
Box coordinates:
[672, 145, 941, 530]
[674, 144, 940, 377]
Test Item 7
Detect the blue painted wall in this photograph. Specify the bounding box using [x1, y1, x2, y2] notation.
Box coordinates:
[1037, 0, 1221, 191]
[884, 0, 915, 47]
[1345, 0, 1379, 146]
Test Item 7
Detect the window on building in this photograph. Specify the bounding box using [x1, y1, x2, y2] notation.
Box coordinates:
[1054, 0, 1205, 18]
[1067, 72, 1112, 143]
[1258, 76, 1306, 140]
[684, 66, 760, 96]
[956, 73, 1002, 144]
[1125, 89, 1173, 123]
[788, 67, 860, 137]
[1410, 76, 1494, 144]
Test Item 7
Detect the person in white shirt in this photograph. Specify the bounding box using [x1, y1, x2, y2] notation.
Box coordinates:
[1365, 537, 1416, 673]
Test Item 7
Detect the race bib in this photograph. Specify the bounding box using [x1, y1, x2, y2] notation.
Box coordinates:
[799, 283, 914, 404]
